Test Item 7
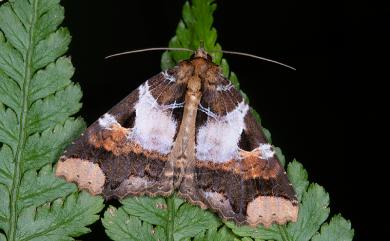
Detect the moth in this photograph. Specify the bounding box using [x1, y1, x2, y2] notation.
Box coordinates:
[55, 48, 298, 227]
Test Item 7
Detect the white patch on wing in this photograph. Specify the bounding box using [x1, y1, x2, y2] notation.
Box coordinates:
[196, 101, 249, 163]
[129, 82, 177, 154]
[203, 191, 233, 212]
[98, 113, 118, 129]
[216, 83, 233, 92]
[259, 143, 275, 160]
[162, 70, 176, 83]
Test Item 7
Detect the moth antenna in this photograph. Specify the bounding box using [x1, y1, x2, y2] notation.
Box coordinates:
[105, 47, 194, 59]
[210, 49, 296, 71]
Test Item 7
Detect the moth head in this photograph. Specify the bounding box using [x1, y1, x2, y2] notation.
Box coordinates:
[189, 57, 220, 90]
[193, 47, 213, 62]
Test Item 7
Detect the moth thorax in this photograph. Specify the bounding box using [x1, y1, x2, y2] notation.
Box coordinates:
[187, 75, 201, 93]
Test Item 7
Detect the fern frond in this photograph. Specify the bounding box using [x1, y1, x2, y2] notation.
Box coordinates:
[0, 1, 104, 240]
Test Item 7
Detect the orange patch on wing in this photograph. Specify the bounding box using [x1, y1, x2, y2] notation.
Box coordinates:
[88, 124, 169, 161]
[239, 149, 281, 179]
[88, 123, 128, 154]
[195, 149, 281, 180]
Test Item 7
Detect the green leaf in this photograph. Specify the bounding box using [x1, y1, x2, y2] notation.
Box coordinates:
[286, 184, 330, 241]
[17, 164, 77, 211]
[29, 57, 74, 103]
[0, 145, 14, 189]
[287, 160, 309, 201]
[250, 109, 262, 125]
[0, 39, 25, 86]
[0, 0, 104, 240]
[32, 27, 71, 71]
[225, 220, 282, 241]
[0, 184, 10, 232]
[173, 197, 220, 240]
[120, 196, 168, 227]
[262, 127, 272, 143]
[0, 104, 18, 149]
[194, 226, 237, 241]
[103, 195, 221, 241]
[26, 84, 82, 134]
[102, 206, 162, 241]
[274, 147, 285, 167]
[22, 119, 85, 171]
[15, 192, 103, 241]
[0, 1, 29, 55]
[239, 238, 254, 241]
[161, 0, 238, 84]
[0, 71, 21, 113]
[311, 214, 354, 241]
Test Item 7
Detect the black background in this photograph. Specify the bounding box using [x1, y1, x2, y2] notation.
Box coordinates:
[60, 1, 387, 240]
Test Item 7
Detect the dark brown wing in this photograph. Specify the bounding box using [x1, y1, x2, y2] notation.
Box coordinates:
[56, 68, 187, 199]
[179, 75, 298, 227]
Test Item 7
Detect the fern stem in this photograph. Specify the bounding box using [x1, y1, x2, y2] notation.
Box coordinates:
[8, 0, 38, 240]
[166, 195, 175, 241]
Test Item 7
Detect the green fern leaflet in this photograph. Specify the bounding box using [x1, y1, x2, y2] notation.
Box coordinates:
[0, 1, 104, 240]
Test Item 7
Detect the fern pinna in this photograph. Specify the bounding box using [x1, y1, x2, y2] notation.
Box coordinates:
[0, 1, 103, 240]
